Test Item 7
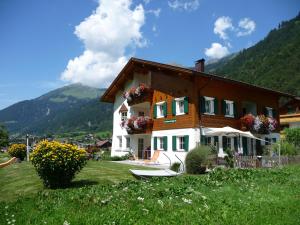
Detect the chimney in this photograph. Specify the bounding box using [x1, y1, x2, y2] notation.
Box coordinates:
[195, 58, 205, 72]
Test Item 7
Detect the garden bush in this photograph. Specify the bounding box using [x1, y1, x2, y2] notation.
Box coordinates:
[285, 128, 300, 147]
[272, 141, 300, 156]
[224, 148, 234, 168]
[170, 162, 181, 172]
[8, 144, 26, 160]
[30, 140, 87, 188]
[185, 146, 211, 174]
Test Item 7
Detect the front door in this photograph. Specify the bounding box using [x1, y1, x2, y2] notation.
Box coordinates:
[138, 138, 144, 159]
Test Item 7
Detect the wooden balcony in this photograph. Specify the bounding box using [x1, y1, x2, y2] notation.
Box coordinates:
[123, 84, 153, 106]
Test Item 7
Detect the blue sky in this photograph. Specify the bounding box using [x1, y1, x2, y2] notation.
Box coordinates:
[0, 0, 299, 109]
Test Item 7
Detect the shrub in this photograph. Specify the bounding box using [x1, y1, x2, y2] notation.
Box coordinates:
[30, 140, 87, 188]
[170, 162, 181, 172]
[185, 146, 211, 174]
[224, 148, 234, 168]
[8, 144, 26, 160]
[110, 154, 130, 161]
[272, 141, 300, 156]
[285, 128, 300, 147]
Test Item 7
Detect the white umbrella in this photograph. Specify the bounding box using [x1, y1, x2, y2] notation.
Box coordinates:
[203, 126, 258, 157]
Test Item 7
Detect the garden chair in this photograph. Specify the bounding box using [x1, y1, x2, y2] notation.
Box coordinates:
[143, 150, 160, 164]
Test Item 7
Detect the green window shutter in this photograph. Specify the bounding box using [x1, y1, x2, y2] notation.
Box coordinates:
[154, 137, 157, 150]
[172, 136, 177, 151]
[163, 136, 168, 151]
[172, 100, 176, 116]
[163, 102, 168, 117]
[222, 136, 227, 150]
[272, 109, 277, 118]
[263, 107, 268, 116]
[214, 136, 218, 144]
[214, 98, 218, 114]
[242, 137, 248, 156]
[234, 137, 238, 149]
[233, 102, 238, 118]
[222, 100, 226, 115]
[199, 96, 205, 114]
[184, 135, 189, 151]
[153, 105, 157, 119]
[184, 97, 189, 114]
[201, 135, 206, 145]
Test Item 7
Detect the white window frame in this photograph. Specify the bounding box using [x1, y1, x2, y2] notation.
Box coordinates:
[157, 137, 164, 150]
[156, 101, 165, 118]
[225, 100, 234, 118]
[126, 137, 130, 149]
[266, 107, 273, 117]
[121, 112, 127, 121]
[177, 136, 185, 151]
[117, 136, 122, 148]
[175, 97, 185, 115]
[204, 96, 215, 115]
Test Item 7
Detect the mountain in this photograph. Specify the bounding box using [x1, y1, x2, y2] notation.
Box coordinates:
[0, 84, 113, 136]
[206, 13, 300, 96]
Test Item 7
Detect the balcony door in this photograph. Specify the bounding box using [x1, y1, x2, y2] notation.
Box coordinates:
[138, 138, 144, 159]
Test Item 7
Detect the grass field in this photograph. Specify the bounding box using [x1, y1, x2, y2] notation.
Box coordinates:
[0, 153, 300, 225]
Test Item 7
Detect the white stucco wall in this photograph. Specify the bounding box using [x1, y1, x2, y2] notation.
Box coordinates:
[111, 72, 151, 157]
[151, 128, 201, 165]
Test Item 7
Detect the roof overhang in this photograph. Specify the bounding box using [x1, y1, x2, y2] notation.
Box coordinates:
[101, 57, 296, 103]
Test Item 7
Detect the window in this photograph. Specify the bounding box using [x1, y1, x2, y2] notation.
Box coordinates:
[173, 97, 188, 115]
[226, 137, 231, 149]
[173, 135, 189, 151]
[158, 137, 164, 150]
[265, 107, 273, 117]
[126, 137, 130, 148]
[178, 136, 185, 150]
[204, 97, 215, 114]
[225, 100, 234, 117]
[121, 112, 127, 121]
[138, 111, 145, 117]
[117, 136, 122, 148]
[156, 102, 165, 118]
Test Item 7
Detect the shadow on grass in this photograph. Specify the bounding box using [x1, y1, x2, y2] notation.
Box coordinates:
[69, 179, 99, 188]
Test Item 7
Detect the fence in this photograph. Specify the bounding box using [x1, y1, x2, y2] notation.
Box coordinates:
[234, 155, 300, 168]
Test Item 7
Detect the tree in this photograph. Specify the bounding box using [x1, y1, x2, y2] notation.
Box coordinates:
[0, 124, 9, 148]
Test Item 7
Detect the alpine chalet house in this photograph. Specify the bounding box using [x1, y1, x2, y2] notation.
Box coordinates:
[101, 58, 295, 164]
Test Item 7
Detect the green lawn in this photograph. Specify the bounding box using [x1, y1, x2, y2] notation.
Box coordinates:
[0, 154, 148, 202]
[1, 153, 300, 225]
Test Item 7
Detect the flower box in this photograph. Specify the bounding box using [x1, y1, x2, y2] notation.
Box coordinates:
[123, 83, 152, 106]
[120, 116, 153, 134]
[240, 113, 278, 134]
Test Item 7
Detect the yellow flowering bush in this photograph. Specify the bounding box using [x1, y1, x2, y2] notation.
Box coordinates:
[8, 144, 26, 160]
[31, 140, 87, 188]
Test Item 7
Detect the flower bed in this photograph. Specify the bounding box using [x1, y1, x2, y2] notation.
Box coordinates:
[121, 116, 153, 134]
[240, 113, 278, 134]
[123, 83, 152, 105]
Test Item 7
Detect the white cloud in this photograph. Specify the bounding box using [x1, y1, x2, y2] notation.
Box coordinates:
[147, 8, 161, 18]
[168, 0, 199, 11]
[152, 25, 157, 32]
[61, 0, 146, 88]
[143, 0, 151, 4]
[214, 16, 234, 40]
[237, 18, 256, 36]
[204, 42, 229, 59]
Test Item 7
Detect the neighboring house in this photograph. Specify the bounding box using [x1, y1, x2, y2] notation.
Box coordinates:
[101, 58, 296, 164]
[279, 97, 300, 129]
[96, 140, 112, 150]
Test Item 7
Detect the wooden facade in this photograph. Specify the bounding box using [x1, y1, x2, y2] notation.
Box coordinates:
[101, 57, 295, 133]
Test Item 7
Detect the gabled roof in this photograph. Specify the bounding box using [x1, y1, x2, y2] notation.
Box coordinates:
[119, 103, 128, 112]
[101, 57, 296, 103]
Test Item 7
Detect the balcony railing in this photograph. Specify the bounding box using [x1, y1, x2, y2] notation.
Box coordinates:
[240, 113, 278, 134]
[120, 116, 153, 134]
[123, 83, 153, 106]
